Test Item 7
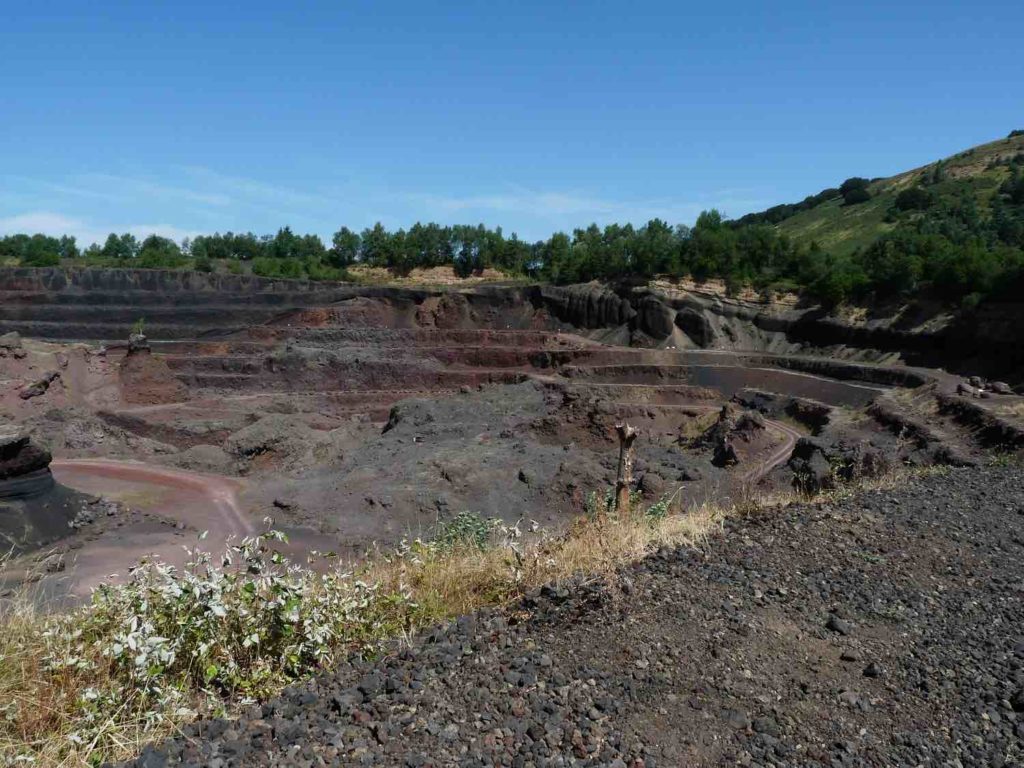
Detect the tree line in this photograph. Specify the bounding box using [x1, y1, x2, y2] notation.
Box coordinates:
[3, 162, 1024, 307]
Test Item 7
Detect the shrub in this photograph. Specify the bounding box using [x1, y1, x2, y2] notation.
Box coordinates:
[839, 177, 870, 196]
[842, 186, 872, 206]
[136, 235, 187, 269]
[0, 529, 415, 763]
[960, 291, 983, 311]
[430, 511, 505, 552]
[894, 186, 934, 212]
[21, 250, 60, 267]
[252, 257, 304, 279]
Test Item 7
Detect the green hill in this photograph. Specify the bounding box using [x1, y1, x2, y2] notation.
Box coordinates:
[767, 132, 1024, 257]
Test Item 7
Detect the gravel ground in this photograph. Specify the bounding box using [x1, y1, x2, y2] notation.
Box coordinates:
[121, 465, 1024, 767]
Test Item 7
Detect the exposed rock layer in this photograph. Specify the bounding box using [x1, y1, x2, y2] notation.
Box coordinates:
[1, 268, 1020, 382]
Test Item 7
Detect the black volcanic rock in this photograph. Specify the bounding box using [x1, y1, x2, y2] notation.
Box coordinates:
[0, 425, 77, 553]
[675, 306, 717, 347]
[0, 427, 51, 480]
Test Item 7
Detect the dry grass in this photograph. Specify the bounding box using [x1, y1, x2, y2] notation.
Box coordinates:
[371, 498, 731, 619]
[0, 495, 732, 766]
[0, 609, 173, 766]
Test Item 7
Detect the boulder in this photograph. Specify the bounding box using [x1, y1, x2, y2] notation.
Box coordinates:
[712, 439, 739, 468]
[639, 471, 667, 498]
[674, 307, 717, 348]
[734, 409, 767, 436]
[990, 381, 1013, 395]
[788, 437, 890, 493]
[19, 371, 60, 400]
[956, 382, 980, 398]
[636, 296, 676, 339]
[788, 439, 836, 492]
[0, 425, 78, 553]
[127, 332, 149, 354]
[0, 425, 53, 490]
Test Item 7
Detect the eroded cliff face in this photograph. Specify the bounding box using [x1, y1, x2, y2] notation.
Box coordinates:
[0, 267, 1019, 382]
[546, 284, 1022, 383]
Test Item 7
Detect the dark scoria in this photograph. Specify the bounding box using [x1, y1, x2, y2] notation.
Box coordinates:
[120, 464, 1024, 767]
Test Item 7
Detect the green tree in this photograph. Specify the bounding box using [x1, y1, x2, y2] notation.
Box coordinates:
[894, 186, 934, 212]
[57, 235, 79, 260]
[137, 235, 186, 268]
[329, 226, 361, 267]
[101, 233, 139, 262]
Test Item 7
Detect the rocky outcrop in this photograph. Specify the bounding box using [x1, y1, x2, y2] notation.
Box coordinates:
[0, 427, 52, 488]
[787, 437, 890, 493]
[697, 403, 767, 467]
[936, 393, 1024, 451]
[1, 267, 1020, 384]
[536, 284, 636, 329]
[733, 388, 833, 433]
[0, 331, 25, 358]
[0, 426, 77, 554]
[636, 295, 676, 339]
[19, 371, 60, 400]
[674, 306, 716, 347]
[119, 345, 188, 405]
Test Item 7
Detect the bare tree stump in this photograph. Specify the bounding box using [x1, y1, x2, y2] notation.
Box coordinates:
[615, 422, 639, 513]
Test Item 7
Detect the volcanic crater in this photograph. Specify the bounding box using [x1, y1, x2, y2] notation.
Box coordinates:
[1, 267, 1021, 600]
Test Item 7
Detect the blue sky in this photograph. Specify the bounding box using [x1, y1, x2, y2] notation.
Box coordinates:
[2, 0, 1021, 246]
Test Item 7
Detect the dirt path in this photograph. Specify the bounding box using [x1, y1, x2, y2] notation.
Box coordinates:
[53, 459, 254, 538]
[744, 416, 802, 482]
[34, 460, 254, 602]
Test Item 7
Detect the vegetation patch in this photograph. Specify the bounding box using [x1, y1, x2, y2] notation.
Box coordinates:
[0, 493, 733, 766]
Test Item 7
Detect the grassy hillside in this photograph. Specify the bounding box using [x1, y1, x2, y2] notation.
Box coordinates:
[775, 132, 1024, 256]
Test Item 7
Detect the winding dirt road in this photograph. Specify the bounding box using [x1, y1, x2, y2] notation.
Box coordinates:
[742, 416, 803, 482]
[52, 459, 254, 538]
[34, 460, 255, 602]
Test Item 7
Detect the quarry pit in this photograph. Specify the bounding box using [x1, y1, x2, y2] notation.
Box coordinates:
[1, 267, 1021, 602]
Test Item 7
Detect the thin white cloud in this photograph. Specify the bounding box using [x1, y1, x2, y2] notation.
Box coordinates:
[405, 187, 769, 231]
[1, 167, 775, 249]
[80, 174, 232, 207]
[3, 176, 129, 204]
[0, 212, 84, 236]
[180, 166, 338, 210]
[123, 223, 205, 242]
[0, 211, 203, 247]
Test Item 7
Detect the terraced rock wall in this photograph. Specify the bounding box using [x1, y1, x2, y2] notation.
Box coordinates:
[2, 268, 1019, 384]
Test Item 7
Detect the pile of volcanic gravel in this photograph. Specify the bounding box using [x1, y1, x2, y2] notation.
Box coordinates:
[120, 465, 1024, 767]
